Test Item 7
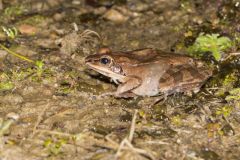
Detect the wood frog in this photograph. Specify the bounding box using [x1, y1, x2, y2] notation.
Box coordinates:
[85, 48, 212, 98]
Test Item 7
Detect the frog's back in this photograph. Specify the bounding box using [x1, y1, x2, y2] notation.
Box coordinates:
[159, 64, 212, 95]
[118, 48, 197, 65]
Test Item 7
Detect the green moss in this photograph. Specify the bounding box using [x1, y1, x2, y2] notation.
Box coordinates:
[207, 122, 223, 139]
[0, 81, 14, 91]
[58, 83, 74, 95]
[171, 115, 182, 126]
[138, 110, 146, 118]
[225, 88, 240, 102]
[216, 105, 233, 117]
[0, 44, 53, 82]
[3, 5, 25, 17]
[222, 73, 238, 87]
[215, 72, 238, 97]
[0, 73, 14, 91]
[19, 15, 45, 25]
[44, 138, 67, 155]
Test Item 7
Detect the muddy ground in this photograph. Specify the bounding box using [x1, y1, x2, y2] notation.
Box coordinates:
[0, 0, 240, 160]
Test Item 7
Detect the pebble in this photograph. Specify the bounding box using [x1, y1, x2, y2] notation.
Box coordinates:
[128, 1, 149, 12]
[18, 24, 38, 35]
[14, 45, 37, 57]
[0, 94, 24, 105]
[72, 0, 81, 5]
[103, 9, 128, 23]
[34, 38, 56, 49]
[6, 112, 20, 121]
[53, 12, 66, 21]
[0, 49, 8, 59]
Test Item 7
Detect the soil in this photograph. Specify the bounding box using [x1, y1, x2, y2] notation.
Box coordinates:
[0, 0, 240, 160]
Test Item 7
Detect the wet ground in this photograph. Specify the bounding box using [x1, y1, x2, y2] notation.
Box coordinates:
[0, 0, 240, 159]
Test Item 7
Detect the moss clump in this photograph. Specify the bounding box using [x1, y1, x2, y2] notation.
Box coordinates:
[216, 105, 233, 117]
[3, 5, 25, 17]
[44, 138, 67, 155]
[171, 115, 182, 126]
[0, 81, 14, 91]
[215, 72, 238, 97]
[0, 73, 14, 92]
[19, 15, 45, 26]
[226, 88, 240, 100]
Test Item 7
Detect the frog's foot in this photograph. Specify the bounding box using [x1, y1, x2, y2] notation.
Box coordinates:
[99, 92, 115, 98]
[114, 92, 137, 99]
[99, 92, 137, 99]
[149, 94, 168, 107]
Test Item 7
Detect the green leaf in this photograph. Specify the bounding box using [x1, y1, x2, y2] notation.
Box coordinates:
[187, 33, 233, 61]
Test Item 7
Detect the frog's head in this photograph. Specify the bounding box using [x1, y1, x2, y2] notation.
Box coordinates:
[85, 48, 126, 81]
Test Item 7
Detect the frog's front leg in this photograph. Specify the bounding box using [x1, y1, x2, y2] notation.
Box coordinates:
[114, 76, 141, 98]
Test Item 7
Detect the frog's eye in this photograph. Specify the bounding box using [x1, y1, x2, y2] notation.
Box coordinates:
[100, 57, 111, 65]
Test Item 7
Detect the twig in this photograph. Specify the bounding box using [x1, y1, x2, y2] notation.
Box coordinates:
[105, 134, 120, 147]
[115, 138, 128, 158]
[83, 29, 101, 38]
[224, 52, 240, 61]
[72, 22, 79, 31]
[124, 140, 156, 160]
[80, 29, 101, 40]
[0, 113, 19, 136]
[139, 140, 169, 145]
[35, 129, 74, 137]
[30, 101, 50, 138]
[0, 44, 34, 63]
[128, 110, 138, 142]
[114, 110, 156, 160]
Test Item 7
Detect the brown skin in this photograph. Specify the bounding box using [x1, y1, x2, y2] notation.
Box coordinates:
[85, 48, 212, 98]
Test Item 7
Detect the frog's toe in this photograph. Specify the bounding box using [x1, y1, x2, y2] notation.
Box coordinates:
[99, 92, 115, 97]
[148, 94, 167, 107]
[114, 92, 137, 98]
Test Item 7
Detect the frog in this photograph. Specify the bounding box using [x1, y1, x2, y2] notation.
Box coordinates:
[85, 47, 212, 98]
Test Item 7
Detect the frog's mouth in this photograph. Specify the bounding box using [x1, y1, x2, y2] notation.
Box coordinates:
[86, 63, 126, 81]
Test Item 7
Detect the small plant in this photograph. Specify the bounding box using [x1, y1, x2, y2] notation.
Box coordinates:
[57, 80, 75, 95]
[215, 72, 238, 97]
[188, 33, 233, 61]
[0, 73, 14, 91]
[20, 15, 45, 25]
[35, 60, 44, 77]
[0, 81, 14, 91]
[171, 115, 182, 126]
[2, 26, 18, 39]
[4, 5, 24, 17]
[0, 44, 34, 63]
[225, 88, 240, 102]
[43, 138, 67, 155]
[0, 44, 47, 80]
[207, 122, 223, 139]
[216, 105, 233, 117]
